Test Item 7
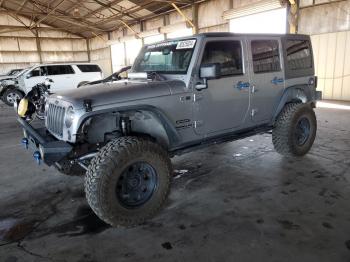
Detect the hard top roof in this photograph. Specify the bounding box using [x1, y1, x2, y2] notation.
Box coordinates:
[196, 32, 310, 38]
[143, 32, 310, 48]
[29, 63, 99, 67]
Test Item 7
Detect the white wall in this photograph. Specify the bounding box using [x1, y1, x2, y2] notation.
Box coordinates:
[311, 31, 350, 100]
[299, 0, 350, 35]
[0, 14, 89, 74]
[88, 34, 112, 76]
[298, 0, 350, 101]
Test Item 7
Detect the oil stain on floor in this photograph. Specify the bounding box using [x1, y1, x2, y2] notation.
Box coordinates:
[51, 205, 110, 237]
[0, 218, 36, 244]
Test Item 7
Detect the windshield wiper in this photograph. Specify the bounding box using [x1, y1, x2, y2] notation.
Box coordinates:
[148, 72, 167, 81]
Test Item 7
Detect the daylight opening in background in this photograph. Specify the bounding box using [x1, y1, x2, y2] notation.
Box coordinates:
[229, 8, 287, 34]
[317, 101, 350, 110]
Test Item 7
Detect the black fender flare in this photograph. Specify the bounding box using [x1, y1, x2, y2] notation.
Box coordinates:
[272, 85, 314, 122]
[77, 104, 180, 148]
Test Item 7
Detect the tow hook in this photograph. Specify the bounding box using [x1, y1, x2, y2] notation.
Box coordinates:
[33, 151, 41, 165]
[21, 138, 28, 149]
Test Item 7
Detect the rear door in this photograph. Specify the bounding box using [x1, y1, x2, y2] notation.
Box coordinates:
[247, 37, 285, 124]
[193, 38, 250, 135]
[45, 65, 75, 91]
[76, 64, 103, 82]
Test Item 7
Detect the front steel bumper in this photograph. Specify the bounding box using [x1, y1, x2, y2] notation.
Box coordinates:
[18, 117, 72, 166]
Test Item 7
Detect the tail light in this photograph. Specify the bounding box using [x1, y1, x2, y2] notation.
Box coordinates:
[314, 76, 318, 88]
[309, 76, 317, 88]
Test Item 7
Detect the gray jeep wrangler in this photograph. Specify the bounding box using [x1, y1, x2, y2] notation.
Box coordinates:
[17, 33, 322, 227]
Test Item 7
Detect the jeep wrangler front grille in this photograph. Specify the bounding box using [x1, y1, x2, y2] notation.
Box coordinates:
[46, 103, 66, 137]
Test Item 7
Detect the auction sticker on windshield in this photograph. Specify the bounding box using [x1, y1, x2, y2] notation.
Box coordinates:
[176, 40, 196, 49]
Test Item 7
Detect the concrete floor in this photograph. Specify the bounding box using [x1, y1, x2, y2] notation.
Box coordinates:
[0, 101, 349, 262]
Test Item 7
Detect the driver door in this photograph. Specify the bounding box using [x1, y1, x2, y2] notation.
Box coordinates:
[193, 38, 250, 136]
[23, 66, 46, 92]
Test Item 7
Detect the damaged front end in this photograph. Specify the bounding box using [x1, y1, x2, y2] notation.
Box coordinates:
[18, 118, 98, 175]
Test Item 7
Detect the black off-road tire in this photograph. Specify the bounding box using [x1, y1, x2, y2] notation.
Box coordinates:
[2, 88, 23, 106]
[272, 103, 317, 156]
[85, 136, 172, 227]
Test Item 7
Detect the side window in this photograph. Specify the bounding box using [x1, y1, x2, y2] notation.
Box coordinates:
[47, 65, 74, 75]
[77, 64, 102, 73]
[30, 68, 41, 77]
[251, 40, 281, 73]
[286, 40, 312, 70]
[201, 40, 243, 77]
[30, 67, 45, 77]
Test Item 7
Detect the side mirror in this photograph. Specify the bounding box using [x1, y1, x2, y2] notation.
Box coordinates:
[195, 63, 221, 91]
[25, 73, 31, 79]
[200, 63, 221, 79]
[44, 78, 53, 86]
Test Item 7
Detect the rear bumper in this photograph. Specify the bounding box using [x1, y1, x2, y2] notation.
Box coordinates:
[18, 117, 72, 166]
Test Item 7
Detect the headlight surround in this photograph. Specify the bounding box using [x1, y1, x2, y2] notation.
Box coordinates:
[45, 103, 49, 117]
[65, 106, 75, 128]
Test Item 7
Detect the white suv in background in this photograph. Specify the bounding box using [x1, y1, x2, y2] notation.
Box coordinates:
[17, 63, 103, 94]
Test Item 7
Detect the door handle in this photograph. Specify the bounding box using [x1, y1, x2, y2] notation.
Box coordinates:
[271, 77, 284, 85]
[236, 81, 250, 90]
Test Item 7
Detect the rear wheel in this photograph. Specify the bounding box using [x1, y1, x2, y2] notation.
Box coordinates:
[85, 137, 172, 227]
[272, 103, 317, 156]
[2, 88, 23, 106]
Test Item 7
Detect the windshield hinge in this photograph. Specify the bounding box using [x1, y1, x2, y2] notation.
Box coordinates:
[193, 94, 203, 102]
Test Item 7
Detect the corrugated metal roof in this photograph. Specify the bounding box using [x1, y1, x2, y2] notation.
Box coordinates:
[0, 0, 194, 38]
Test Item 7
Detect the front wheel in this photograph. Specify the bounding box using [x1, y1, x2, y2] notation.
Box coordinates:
[85, 137, 172, 227]
[272, 103, 317, 156]
[2, 88, 23, 106]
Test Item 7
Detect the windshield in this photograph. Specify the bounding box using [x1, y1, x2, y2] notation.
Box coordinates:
[17, 68, 29, 77]
[133, 39, 197, 74]
[8, 69, 22, 76]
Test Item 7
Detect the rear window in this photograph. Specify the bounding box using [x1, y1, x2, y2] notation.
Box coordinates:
[251, 40, 281, 74]
[77, 64, 102, 73]
[46, 65, 74, 75]
[286, 40, 312, 70]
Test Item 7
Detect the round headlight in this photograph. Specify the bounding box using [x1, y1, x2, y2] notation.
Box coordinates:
[65, 106, 75, 128]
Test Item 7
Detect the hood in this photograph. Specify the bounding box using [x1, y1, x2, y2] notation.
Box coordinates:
[0, 75, 15, 81]
[50, 79, 186, 109]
